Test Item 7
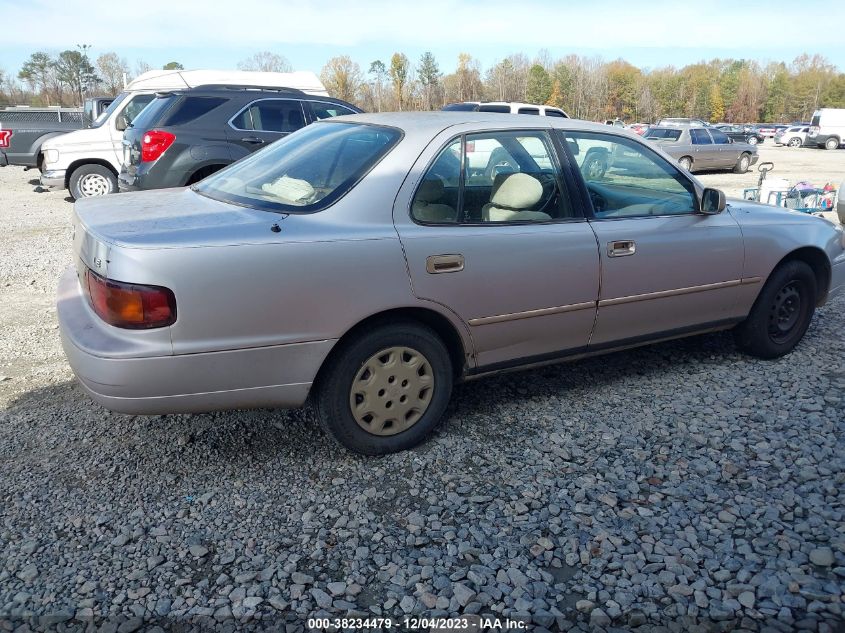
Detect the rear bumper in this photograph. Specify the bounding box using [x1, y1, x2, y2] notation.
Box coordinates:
[57, 267, 335, 415]
[40, 169, 66, 189]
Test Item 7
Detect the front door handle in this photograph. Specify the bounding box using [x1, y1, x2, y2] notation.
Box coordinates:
[426, 254, 464, 274]
[241, 136, 265, 145]
[607, 240, 636, 257]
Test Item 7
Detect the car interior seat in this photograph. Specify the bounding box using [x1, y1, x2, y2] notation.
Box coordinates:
[482, 173, 551, 222]
[412, 178, 457, 222]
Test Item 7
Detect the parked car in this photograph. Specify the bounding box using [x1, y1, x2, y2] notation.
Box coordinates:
[628, 123, 649, 135]
[118, 86, 361, 193]
[655, 117, 710, 127]
[0, 98, 113, 169]
[774, 126, 809, 147]
[643, 126, 758, 173]
[442, 102, 569, 117]
[40, 69, 330, 200]
[57, 113, 845, 454]
[806, 108, 845, 149]
[714, 124, 764, 145]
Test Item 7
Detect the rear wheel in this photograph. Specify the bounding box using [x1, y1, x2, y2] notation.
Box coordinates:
[788, 137, 802, 148]
[734, 260, 817, 359]
[313, 322, 453, 455]
[69, 164, 117, 199]
[824, 137, 840, 150]
[747, 136, 758, 145]
[678, 156, 693, 172]
[733, 153, 751, 173]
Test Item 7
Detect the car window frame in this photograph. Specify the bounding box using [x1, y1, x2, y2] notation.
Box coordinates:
[555, 128, 703, 221]
[408, 128, 586, 228]
[228, 97, 307, 134]
[303, 99, 359, 124]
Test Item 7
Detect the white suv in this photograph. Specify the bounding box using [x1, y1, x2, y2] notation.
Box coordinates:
[442, 102, 569, 118]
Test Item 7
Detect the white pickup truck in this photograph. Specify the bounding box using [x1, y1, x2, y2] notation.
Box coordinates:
[40, 69, 329, 199]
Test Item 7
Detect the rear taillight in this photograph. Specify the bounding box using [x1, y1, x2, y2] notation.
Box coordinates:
[0, 129, 11, 148]
[141, 130, 175, 162]
[83, 268, 176, 329]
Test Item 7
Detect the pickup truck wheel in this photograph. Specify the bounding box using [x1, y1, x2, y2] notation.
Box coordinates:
[313, 322, 453, 455]
[733, 153, 751, 174]
[824, 137, 840, 150]
[69, 165, 116, 199]
[734, 260, 816, 359]
[788, 137, 802, 148]
[678, 156, 693, 172]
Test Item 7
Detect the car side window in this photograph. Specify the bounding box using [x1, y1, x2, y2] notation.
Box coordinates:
[518, 107, 540, 115]
[164, 97, 227, 126]
[411, 131, 574, 224]
[690, 129, 712, 145]
[120, 94, 155, 128]
[561, 131, 697, 219]
[545, 109, 566, 118]
[310, 102, 357, 120]
[710, 129, 731, 145]
[231, 100, 306, 133]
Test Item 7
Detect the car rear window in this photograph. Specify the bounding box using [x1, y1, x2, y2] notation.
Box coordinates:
[644, 128, 681, 141]
[194, 122, 401, 214]
[164, 96, 227, 126]
[129, 95, 177, 131]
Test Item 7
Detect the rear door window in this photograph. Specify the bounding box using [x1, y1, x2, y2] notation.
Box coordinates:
[164, 96, 227, 126]
[231, 99, 307, 133]
[309, 102, 357, 120]
[690, 129, 713, 144]
[128, 95, 176, 131]
[545, 109, 567, 118]
[709, 129, 731, 144]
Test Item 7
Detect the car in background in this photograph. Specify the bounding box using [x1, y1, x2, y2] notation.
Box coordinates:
[118, 86, 361, 193]
[442, 102, 569, 117]
[774, 125, 809, 148]
[714, 124, 764, 145]
[57, 113, 845, 455]
[753, 124, 781, 138]
[643, 126, 757, 173]
[627, 123, 649, 135]
[655, 117, 710, 127]
[807, 108, 845, 150]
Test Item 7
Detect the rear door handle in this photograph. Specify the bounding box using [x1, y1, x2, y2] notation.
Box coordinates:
[426, 254, 464, 274]
[241, 136, 265, 145]
[607, 240, 636, 257]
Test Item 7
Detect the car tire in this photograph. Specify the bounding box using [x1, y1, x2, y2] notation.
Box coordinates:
[734, 260, 817, 359]
[824, 137, 840, 150]
[678, 156, 693, 172]
[581, 151, 608, 180]
[69, 164, 117, 199]
[787, 137, 801, 148]
[312, 322, 453, 455]
[733, 153, 751, 174]
[747, 136, 758, 145]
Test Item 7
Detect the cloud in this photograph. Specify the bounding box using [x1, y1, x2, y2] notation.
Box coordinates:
[1, 0, 824, 53]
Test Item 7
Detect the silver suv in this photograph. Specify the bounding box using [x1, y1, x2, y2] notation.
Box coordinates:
[443, 101, 569, 118]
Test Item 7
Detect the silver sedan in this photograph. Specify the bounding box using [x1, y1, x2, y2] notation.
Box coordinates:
[643, 126, 759, 173]
[58, 113, 845, 454]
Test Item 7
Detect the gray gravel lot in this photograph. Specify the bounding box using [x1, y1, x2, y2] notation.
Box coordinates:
[1, 158, 844, 632]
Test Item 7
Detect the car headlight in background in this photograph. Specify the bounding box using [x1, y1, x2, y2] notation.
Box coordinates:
[43, 148, 59, 164]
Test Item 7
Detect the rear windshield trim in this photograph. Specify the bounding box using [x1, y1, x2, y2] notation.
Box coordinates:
[193, 120, 404, 215]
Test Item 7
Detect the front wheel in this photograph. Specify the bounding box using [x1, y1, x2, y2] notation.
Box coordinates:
[69, 164, 117, 199]
[313, 322, 453, 455]
[824, 137, 840, 150]
[733, 153, 751, 174]
[734, 260, 817, 359]
[678, 156, 693, 172]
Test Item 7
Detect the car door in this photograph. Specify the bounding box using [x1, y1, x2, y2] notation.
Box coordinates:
[111, 93, 156, 165]
[226, 98, 307, 156]
[708, 128, 735, 168]
[689, 128, 716, 169]
[393, 127, 601, 370]
[559, 130, 746, 347]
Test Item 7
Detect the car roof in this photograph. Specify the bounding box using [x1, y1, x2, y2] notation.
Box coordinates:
[330, 112, 628, 136]
[151, 87, 360, 109]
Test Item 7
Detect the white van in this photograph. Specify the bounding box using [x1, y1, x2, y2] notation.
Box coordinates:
[40, 69, 328, 199]
[806, 108, 845, 150]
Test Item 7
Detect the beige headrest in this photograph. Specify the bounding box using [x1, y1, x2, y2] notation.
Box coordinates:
[491, 173, 542, 209]
[416, 178, 444, 203]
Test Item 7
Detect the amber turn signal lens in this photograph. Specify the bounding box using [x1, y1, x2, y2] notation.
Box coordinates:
[84, 268, 176, 329]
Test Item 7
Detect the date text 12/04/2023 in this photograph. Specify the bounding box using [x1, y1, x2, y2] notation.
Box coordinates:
[306, 616, 528, 630]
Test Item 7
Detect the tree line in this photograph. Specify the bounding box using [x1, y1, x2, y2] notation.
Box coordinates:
[2, 47, 844, 123]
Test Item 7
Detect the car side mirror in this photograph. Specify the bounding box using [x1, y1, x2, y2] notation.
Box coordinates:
[116, 114, 130, 132]
[566, 139, 580, 156]
[701, 187, 726, 214]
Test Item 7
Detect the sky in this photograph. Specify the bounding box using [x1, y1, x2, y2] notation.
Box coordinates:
[2, 0, 845, 78]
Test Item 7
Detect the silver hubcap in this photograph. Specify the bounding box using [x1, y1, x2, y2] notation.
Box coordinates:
[78, 173, 111, 197]
[741, 157, 749, 170]
[349, 346, 434, 436]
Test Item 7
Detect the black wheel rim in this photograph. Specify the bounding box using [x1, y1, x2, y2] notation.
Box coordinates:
[768, 281, 803, 343]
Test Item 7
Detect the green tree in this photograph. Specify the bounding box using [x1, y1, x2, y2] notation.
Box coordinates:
[18, 52, 55, 104]
[368, 60, 387, 112]
[525, 64, 552, 104]
[389, 53, 410, 110]
[54, 48, 98, 105]
[417, 51, 441, 110]
[605, 59, 641, 119]
[162, 61, 184, 70]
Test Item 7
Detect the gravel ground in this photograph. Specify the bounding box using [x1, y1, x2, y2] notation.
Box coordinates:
[1, 162, 844, 632]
